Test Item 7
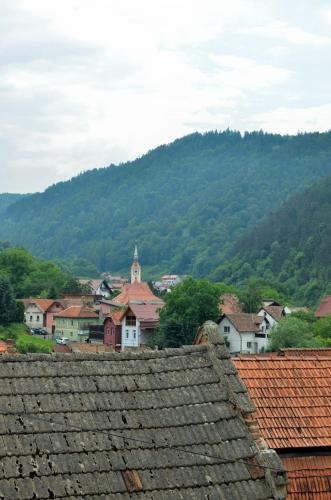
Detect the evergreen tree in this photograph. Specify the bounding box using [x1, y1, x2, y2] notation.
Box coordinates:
[0, 275, 18, 325]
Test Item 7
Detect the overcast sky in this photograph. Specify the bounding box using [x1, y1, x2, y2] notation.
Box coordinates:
[1, 0, 331, 193]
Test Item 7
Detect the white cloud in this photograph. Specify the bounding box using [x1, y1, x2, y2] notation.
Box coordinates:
[0, 0, 330, 192]
[241, 21, 331, 46]
[247, 104, 331, 134]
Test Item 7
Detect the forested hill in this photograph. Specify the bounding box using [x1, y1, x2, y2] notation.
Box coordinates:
[0, 193, 26, 213]
[1, 130, 331, 277]
[215, 174, 331, 305]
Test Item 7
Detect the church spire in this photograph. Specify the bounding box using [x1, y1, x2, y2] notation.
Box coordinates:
[133, 244, 138, 262]
[131, 243, 141, 283]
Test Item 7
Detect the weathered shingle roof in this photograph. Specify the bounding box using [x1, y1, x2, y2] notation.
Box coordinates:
[233, 356, 331, 449]
[0, 322, 285, 499]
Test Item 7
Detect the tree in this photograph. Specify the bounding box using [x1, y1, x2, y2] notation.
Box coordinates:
[267, 317, 320, 351]
[151, 277, 220, 348]
[240, 277, 262, 313]
[0, 275, 18, 325]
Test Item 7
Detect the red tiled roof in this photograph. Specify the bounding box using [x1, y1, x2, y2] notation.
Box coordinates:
[263, 305, 285, 321]
[54, 306, 98, 319]
[280, 348, 331, 357]
[282, 455, 331, 499]
[105, 309, 127, 325]
[23, 299, 57, 312]
[114, 282, 163, 305]
[128, 303, 162, 326]
[224, 313, 263, 333]
[233, 356, 331, 449]
[219, 294, 242, 314]
[316, 295, 331, 317]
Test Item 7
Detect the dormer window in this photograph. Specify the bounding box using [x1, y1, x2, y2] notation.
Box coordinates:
[126, 315, 136, 326]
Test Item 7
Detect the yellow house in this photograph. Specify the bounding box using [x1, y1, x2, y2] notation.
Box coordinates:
[54, 305, 100, 341]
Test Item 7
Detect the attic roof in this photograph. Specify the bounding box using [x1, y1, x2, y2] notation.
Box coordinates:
[221, 313, 263, 333]
[262, 306, 285, 321]
[233, 355, 331, 450]
[22, 299, 59, 312]
[0, 322, 285, 499]
[54, 305, 98, 319]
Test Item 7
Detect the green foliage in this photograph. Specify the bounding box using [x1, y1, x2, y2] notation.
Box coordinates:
[239, 277, 262, 313]
[0, 246, 74, 299]
[0, 323, 53, 353]
[267, 317, 320, 351]
[15, 335, 53, 354]
[0, 275, 18, 325]
[151, 277, 221, 348]
[220, 174, 331, 306]
[2, 130, 331, 280]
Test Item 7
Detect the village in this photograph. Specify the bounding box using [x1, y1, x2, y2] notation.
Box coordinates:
[0, 246, 324, 498]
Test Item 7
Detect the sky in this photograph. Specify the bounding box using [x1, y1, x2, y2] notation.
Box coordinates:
[1, 0, 331, 193]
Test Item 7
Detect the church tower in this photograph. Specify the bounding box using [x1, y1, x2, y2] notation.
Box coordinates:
[131, 244, 141, 283]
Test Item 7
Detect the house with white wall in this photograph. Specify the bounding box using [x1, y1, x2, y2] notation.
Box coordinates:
[23, 299, 64, 333]
[258, 305, 286, 330]
[218, 313, 269, 354]
[121, 302, 161, 349]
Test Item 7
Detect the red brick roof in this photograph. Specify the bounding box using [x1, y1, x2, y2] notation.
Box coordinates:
[114, 282, 163, 305]
[282, 455, 331, 500]
[224, 313, 263, 333]
[233, 356, 331, 449]
[105, 309, 127, 325]
[316, 295, 331, 317]
[54, 306, 98, 319]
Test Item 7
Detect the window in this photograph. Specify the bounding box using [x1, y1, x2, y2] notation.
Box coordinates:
[223, 326, 230, 333]
[111, 327, 115, 336]
[247, 342, 252, 348]
[36, 315, 40, 322]
[126, 316, 136, 326]
[125, 330, 129, 339]
[30, 315, 33, 321]
[133, 330, 136, 339]
[71, 320, 74, 326]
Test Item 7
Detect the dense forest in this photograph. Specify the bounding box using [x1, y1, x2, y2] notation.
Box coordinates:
[1, 130, 331, 281]
[215, 175, 331, 305]
[0, 193, 26, 213]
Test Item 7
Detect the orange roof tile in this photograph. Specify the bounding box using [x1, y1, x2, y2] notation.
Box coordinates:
[113, 282, 163, 306]
[282, 455, 331, 499]
[280, 348, 331, 357]
[23, 299, 58, 312]
[233, 356, 331, 450]
[219, 294, 242, 314]
[54, 306, 98, 319]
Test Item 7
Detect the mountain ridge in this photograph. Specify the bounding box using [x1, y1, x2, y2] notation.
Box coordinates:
[1, 129, 331, 278]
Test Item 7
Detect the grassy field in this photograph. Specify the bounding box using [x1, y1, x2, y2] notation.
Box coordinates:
[0, 323, 54, 353]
